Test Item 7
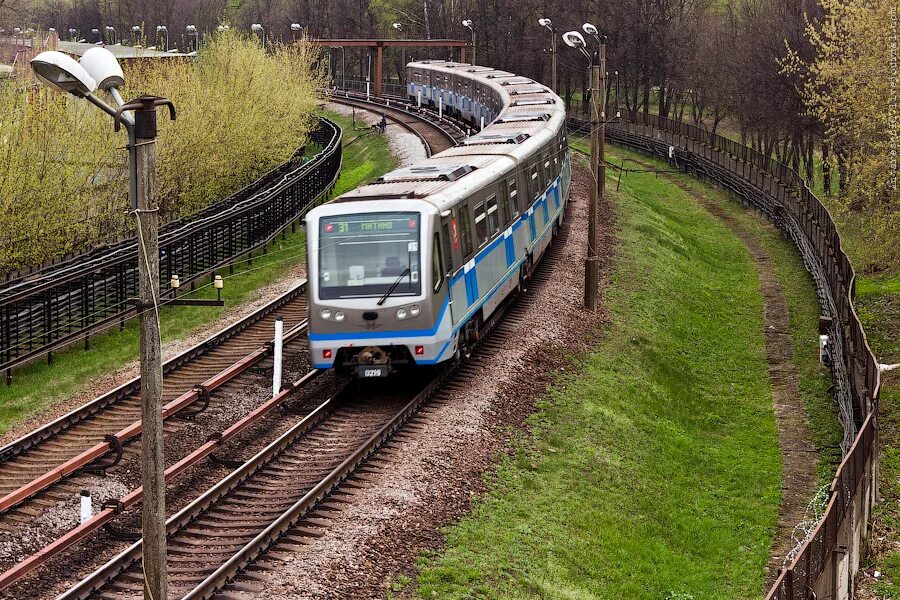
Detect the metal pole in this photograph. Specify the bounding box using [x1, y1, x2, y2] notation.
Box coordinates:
[472, 31, 476, 65]
[585, 48, 602, 311]
[272, 316, 283, 397]
[551, 32, 557, 94]
[133, 99, 168, 600]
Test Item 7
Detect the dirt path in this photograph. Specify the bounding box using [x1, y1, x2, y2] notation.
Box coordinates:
[626, 157, 819, 587]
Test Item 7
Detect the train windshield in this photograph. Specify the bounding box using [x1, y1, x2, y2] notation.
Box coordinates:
[318, 212, 422, 300]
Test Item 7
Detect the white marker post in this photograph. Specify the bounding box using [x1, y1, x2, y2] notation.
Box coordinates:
[439, 96, 443, 120]
[417, 89, 422, 108]
[273, 316, 284, 397]
[80, 490, 91, 524]
[480, 115, 485, 131]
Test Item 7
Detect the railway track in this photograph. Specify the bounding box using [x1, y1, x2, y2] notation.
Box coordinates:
[0, 284, 310, 544]
[328, 91, 465, 155]
[54, 190, 574, 600]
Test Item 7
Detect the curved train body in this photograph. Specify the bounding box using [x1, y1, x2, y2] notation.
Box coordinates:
[306, 61, 571, 377]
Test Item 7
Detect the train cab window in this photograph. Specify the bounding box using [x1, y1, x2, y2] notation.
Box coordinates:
[486, 196, 500, 236]
[474, 201, 488, 246]
[432, 233, 444, 292]
[459, 206, 474, 258]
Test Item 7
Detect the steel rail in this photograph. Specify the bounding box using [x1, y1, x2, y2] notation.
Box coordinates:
[0, 369, 322, 591]
[0, 287, 310, 514]
[0, 281, 306, 465]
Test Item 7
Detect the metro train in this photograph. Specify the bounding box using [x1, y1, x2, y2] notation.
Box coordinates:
[305, 60, 571, 377]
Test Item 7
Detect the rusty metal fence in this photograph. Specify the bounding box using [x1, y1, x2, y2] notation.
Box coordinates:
[583, 113, 881, 600]
[0, 117, 342, 381]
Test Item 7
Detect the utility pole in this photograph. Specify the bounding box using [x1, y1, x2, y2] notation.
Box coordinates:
[115, 94, 176, 600]
[550, 31, 557, 94]
[585, 47, 603, 311]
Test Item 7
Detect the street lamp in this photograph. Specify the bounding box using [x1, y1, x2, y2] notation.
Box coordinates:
[393, 23, 406, 85]
[186, 25, 198, 53]
[563, 28, 604, 311]
[156, 25, 168, 51]
[538, 17, 557, 93]
[91, 27, 101, 43]
[462, 19, 475, 65]
[30, 46, 173, 600]
[104, 25, 116, 45]
[290, 23, 303, 39]
[216, 24, 230, 33]
[68, 28, 77, 41]
[251, 23, 265, 47]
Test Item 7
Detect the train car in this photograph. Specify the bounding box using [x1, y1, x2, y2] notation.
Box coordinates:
[305, 60, 571, 377]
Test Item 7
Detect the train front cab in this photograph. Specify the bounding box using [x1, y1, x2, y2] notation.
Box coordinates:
[307, 201, 453, 377]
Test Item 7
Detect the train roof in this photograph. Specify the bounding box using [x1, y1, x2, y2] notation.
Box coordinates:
[321, 59, 567, 214]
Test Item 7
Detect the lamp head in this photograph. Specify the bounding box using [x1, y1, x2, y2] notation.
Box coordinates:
[131, 26, 141, 33]
[562, 31, 586, 49]
[392, 22, 402, 31]
[582, 22, 599, 37]
[79, 47, 124, 91]
[251, 23, 264, 33]
[48, 28, 56, 33]
[105, 25, 114, 31]
[462, 19, 473, 30]
[291, 23, 303, 31]
[91, 28, 99, 34]
[538, 18, 552, 29]
[186, 25, 197, 33]
[156, 25, 167, 33]
[31, 51, 97, 96]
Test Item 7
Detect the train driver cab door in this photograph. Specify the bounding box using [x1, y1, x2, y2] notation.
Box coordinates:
[443, 209, 467, 324]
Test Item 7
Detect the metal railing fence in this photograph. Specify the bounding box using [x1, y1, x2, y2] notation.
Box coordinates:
[0, 117, 342, 380]
[586, 112, 881, 600]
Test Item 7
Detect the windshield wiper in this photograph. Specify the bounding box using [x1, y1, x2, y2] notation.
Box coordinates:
[377, 267, 411, 306]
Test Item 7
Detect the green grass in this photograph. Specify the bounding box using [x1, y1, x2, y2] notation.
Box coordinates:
[414, 149, 782, 599]
[0, 109, 396, 436]
[855, 274, 900, 596]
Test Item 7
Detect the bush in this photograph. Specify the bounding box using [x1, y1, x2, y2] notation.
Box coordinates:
[0, 31, 325, 274]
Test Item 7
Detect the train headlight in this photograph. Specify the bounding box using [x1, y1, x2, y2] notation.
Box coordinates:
[320, 308, 332, 321]
[409, 304, 421, 317]
[396, 307, 408, 320]
[334, 311, 345, 322]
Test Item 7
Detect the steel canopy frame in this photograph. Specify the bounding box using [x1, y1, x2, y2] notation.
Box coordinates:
[309, 39, 469, 97]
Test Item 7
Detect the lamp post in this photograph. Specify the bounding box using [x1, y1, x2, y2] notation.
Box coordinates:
[30, 47, 174, 600]
[186, 25, 198, 53]
[251, 23, 265, 47]
[104, 26, 116, 45]
[290, 23, 302, 41]
[69, 28, 77, 42]
[392, 22, 406, 86]
[90, 28, 100, 43]
[538, 18, 557, 94]
[216, 24, 230, 33]
[563, 29, 602, 311]
[130, 25, 141, 46]
[155, 25, 168, 51]
[462, 19, 475, 65]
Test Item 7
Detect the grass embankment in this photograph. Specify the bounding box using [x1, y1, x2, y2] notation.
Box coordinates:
[414, 149, 783, 599]
[0, 110, 396, 437]
[855, 274, 900, 597]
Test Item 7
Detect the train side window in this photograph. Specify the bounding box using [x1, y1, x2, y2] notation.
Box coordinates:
[499, 179, 511, 225]
[441, 218, 454, 272]
[486, 195, 500, 235]
[432, 233, 444, 293]
[474, 201, 487, 246]
[459, 205, 474, 258]
[509, 178, 520, 215]
[530, 164, 539, 197]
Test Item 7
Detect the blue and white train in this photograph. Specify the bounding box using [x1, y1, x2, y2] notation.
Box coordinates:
[305, 60, 571, 377]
